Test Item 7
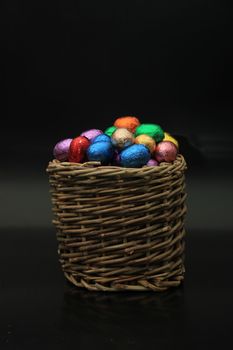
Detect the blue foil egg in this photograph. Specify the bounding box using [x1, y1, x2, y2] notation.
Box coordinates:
[120, 144, 151, 168]
[87, 141, 114, 164]
[92, 134, 112, 144]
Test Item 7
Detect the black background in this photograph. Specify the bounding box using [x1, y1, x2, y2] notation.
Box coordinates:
[1, 1, 233, 349]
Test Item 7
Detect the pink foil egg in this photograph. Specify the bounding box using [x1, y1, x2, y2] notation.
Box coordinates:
[53, 138, 72, 161]
[146, 159, 158, 166]
[154, 141, 178, 163]
[80, 129, 103, 142]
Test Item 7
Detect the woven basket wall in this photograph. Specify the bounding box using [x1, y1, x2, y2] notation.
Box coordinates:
[47, 154, 187, 292]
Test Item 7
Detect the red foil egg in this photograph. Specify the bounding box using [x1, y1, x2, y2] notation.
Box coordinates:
[154, 141, 178, 163]
[68, 136, 90, 163]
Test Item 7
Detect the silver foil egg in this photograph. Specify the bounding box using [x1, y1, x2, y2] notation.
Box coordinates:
[111, 128, 134, 150]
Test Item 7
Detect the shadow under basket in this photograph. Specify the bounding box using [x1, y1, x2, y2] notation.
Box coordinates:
[47, 154, 187, 292]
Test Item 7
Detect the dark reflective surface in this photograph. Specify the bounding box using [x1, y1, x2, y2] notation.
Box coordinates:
[2, 1, 233, 348]
[1, 229, 233, 349]
[61, 286, 185, 348]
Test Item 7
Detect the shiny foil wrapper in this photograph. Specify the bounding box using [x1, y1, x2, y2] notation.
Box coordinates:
[87, 141, 114, 165]
[135, 134, 155, 153]
[68, 136, 90, 163]
[155, 141, 178, 163]
[111, 128, 134, 149]
[146, 159, 158, 166]
[53, 138, 73, 161]
[120, 144, 150, 168]
[92, 134, 111, 143]
[114, 116, 140, 133]
[81, 129, 103, 142]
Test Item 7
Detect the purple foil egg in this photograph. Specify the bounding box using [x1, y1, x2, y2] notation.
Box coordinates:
[53, 138, 73, 161]
[112, 150, 120, 166]
[80, 129, 103, 142]
[146, 159, 158, 166]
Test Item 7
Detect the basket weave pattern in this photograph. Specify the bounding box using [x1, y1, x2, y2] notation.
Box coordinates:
[47, 154, 187, 291]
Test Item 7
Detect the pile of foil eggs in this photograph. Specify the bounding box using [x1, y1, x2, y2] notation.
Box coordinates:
[53, 116, 179, 168]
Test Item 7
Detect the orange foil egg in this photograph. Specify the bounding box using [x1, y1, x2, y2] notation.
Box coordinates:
[114, 116, 140, 133]
[134, 134, 156, 153]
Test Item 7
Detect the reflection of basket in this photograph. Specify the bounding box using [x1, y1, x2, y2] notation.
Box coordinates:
[47, 154, 187, 291]
[61, 286, 185, 334]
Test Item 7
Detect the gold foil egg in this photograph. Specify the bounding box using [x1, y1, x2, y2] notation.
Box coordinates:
[134, 134, 155, 153]
[163, 132, 179, 148]
[111, 128, 134, 149]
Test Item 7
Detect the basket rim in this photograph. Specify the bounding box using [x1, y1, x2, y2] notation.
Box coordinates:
[47, 154, 186, 177]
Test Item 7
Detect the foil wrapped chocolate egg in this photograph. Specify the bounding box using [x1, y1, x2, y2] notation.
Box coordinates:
[154, 141, 178, 163]
[120, 144, 150, 168]
[163, 132, 179, 149]
[92, 134, 112, 143]
[135, 123, 164, 142]
[105, 126, 117, 137]
[114, 116, 140, 133]
[134, 134, 155, 153]
[68, 136, 90, 163]
[146, 159, 158, 166]
[111, 128, 134, 150]
[80, 129, 103, 142]
[112, 150, 120, 166]
[53, 138, 72, 161]
[87, 141, 114, 165]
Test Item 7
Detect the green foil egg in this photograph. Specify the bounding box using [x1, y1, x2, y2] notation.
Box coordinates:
[105, 126, 117, 137]
[135, 123, 164, 142]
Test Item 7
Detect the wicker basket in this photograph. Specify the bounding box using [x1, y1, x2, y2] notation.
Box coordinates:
[47, 154, 187, 292]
